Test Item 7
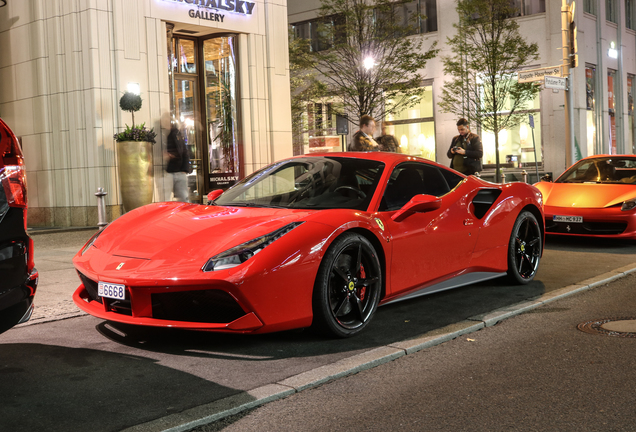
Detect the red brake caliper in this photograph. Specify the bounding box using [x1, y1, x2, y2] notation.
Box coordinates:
[359, 264, 366, 301]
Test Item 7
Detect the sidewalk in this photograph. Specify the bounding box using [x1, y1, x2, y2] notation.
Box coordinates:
[20, 229, 99, 326]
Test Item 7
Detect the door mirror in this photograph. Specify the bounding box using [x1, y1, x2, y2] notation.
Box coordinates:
[207, 189, 223, 204]
[391, 194, 442, 222]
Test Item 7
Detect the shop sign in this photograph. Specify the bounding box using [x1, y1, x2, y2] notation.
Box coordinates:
[163, 0, 256, 16]
[209, 173, 239, 189]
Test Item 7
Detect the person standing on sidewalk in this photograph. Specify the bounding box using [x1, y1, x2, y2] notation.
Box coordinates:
[349, 115, 379, 151]
[377, 121, 399, 152]
[447, 118, 483, 175]
[166, 122, 190, 202]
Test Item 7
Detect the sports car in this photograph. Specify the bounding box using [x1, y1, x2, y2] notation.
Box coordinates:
[73, 152, 544, 337]
[0, 118, 38, 334]
[535, 155, 636, 239]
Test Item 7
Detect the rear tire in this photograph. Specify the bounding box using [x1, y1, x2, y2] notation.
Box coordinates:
[312, 233, 382, 338]
[507, 211, 542, 284]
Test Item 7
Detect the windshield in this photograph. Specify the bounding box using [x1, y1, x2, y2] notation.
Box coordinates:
[557, 157, 636, 185]
[214, 157, 385, 210]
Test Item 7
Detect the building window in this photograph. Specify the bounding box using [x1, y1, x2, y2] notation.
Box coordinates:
[627, 0, 636, 30]
[607, 0, 618, 23]
[375, 0, 438, 35]
[290, 15, 345, 52]
[510, 0, 546, 16]
[584, 0, 597, 14]
[480, 77, 542, 168]
[385, 84, 436, 161]
[586, 66, 598, 157]
[627, 74, 635, 153]
[295, 102, 342, 155]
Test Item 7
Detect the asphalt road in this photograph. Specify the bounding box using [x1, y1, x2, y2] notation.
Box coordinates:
[1, 233, 635, 431]
[201, 272, 636, 432]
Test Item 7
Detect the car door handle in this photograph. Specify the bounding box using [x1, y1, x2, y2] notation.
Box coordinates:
[463, 219, 474, 226]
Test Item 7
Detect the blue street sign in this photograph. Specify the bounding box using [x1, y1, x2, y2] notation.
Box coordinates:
[529, 114, 535, 129]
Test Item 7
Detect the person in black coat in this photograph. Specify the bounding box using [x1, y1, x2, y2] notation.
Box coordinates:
[166, 122, 190, 202]
[447, 118, 483, 175]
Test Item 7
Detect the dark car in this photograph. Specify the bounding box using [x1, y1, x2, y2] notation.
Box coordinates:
[0, 118, 38, 333]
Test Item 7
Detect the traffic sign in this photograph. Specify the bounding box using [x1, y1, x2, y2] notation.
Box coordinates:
[518, 65, 563, 83]
[545, 76, 567, 90]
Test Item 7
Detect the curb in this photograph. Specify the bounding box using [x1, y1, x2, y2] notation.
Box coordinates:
[121, 263, 636, 432]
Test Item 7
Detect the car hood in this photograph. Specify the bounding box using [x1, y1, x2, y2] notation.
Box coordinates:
[537, 182, 636, 208]
[93, 202, 316, 260]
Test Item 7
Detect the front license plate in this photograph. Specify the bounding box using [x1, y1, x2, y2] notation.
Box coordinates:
[98, 282, 126, 300]
[553, 215, 583, 223]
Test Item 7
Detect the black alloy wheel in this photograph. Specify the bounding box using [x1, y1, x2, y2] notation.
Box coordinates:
[312, 233, 382, 338]
[507, 210, 542, 284]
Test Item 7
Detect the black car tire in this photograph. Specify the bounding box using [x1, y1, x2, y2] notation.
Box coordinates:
[507, 210, 542, 284]
[312, 232, 382, 338]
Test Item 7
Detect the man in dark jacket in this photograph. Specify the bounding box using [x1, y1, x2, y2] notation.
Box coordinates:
[166, 122, 190, 202]
[348, 115, 379, 151]
[447, 118, 483, 175]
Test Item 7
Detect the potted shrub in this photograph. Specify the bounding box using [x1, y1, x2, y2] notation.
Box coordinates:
[113, 92, 157, 212]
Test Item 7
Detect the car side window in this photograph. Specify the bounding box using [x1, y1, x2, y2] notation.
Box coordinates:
[380, 163, 451, 211]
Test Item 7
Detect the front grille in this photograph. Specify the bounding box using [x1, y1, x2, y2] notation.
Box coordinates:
[78, 272, 102, 304]
[151, 289, 245, 323]
[546, 220, 627, 235]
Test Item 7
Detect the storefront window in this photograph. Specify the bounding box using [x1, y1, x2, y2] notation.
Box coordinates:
[608, 69, 618, 154]
[204, 36, 239, 189]
[586, 66, 597, 157]
[628, 74, 635, 153]
[304, 102, 342, 154]
[481, 77, 542, 168]
[385, 85, 436, 161]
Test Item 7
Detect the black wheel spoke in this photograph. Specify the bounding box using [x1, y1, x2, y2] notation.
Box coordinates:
[523, 219, 530, 239]
[517, 255, 525, 273]
[332, 266, 349, 283]
[355, 244, 362, 275]
[352, 295, 365, 322]
[334, 295, 349, 317]
[361, 276, 379, 287]
[528, 238, 540, 247]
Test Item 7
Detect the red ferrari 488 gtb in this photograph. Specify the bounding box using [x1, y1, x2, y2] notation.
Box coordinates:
[73, 152, 544, 337]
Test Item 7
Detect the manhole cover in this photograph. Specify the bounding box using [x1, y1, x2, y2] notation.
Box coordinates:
[577, 317, 636, 338]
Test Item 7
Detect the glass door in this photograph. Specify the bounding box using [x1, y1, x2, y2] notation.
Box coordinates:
[174, 77, 203, 202]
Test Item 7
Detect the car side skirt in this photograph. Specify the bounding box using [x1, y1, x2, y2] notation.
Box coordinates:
[381, 271, 506, 306]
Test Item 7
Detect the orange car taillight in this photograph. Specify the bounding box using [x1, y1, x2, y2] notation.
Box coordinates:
[0, 119, 27, 208]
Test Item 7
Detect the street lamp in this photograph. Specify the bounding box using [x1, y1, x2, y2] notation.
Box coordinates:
[363, 57, 375, 71]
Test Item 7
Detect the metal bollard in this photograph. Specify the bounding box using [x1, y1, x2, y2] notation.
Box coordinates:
[522, 170, 528, 183]
[95, 187, 108, 230]
[499, 168, 506, 184]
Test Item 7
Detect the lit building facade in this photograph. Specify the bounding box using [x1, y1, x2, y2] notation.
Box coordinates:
[0, 0, 292, 227]
[288, 0, 636, 181]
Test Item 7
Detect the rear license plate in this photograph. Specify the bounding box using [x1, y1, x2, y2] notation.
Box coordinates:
[98, 282, 126, 300]
[553, 215, 583, 223]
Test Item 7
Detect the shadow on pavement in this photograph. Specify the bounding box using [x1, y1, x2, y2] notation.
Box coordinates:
[0, 343, 244, 432]
[93, 278, 546, 361]
[544, 235, 636, 253]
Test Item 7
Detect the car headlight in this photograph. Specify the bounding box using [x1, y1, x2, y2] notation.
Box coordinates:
[621, 198, 636, 211]
[202, 222, 304, 272]
[80, 227, 107, 255]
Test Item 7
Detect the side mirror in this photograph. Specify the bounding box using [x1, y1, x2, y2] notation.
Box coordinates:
[391, 194, 442, 222]
[206, 189, 223, 204]
[540, 174, 553, 183]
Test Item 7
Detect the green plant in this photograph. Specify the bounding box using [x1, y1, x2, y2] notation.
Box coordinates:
[113, 123, 157, 143]
[119, 92, 143, 127]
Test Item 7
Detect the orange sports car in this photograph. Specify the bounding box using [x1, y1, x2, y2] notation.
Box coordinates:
[535, 155, 636, 238]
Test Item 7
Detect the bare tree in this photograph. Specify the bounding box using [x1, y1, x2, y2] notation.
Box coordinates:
[439, 0, 540, 182]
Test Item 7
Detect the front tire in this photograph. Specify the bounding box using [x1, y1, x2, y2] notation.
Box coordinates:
[507, 210, 542, 284]
[312, 233, 382, 338]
